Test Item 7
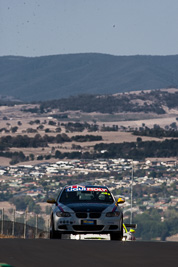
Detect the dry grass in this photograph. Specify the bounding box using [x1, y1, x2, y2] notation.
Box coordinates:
[0, 157, 11, 166]
[166, 234, 178, 241]
[0, 97, 177, 166]
[0, 234, 16, 239]
[0, 202, 15, 209]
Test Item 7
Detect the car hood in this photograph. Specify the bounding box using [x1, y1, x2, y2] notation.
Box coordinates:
[64, 203, 112, 212]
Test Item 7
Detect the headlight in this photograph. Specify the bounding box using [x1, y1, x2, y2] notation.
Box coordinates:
[106, 211, 120, 217]
[56, 211, 71, 217]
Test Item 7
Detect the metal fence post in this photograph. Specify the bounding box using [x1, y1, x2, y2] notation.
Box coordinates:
[24, 211, 27, 239]
[35, 214, 38, 238]
[130, 161, 134, 224]
[48, 218, 50, 232]
[12, 209, 15, 236]
[1, 208, 4, 235]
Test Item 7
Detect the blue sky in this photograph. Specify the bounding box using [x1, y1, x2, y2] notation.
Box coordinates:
[1, 0, 178, 57]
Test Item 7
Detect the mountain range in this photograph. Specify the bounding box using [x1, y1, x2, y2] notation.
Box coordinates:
[0, 53, 178, 101]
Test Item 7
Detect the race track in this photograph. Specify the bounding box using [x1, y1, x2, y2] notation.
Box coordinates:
[0, 239, 177, 267]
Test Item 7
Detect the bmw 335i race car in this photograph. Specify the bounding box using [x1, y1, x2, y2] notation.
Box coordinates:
[47, 185, 125, 241]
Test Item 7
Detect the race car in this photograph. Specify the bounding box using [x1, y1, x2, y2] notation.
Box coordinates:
[123, 223, 136, 241]
[47, 184, 125, 241]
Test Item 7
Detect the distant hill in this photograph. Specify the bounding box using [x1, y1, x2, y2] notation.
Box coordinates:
[39, 90, 178, 114]
[0, 53, 178, 101]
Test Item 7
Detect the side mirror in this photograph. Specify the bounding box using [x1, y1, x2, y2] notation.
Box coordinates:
[125, 223, 137, 229]
[130, 229, 135, 233]
[47, 198, 57, 204]
[117, 197, 125, 204]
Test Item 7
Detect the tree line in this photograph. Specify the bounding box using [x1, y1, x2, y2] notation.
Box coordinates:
[132, 125, 178, 138]
[35, 90, 178, 114]
[38, 93, 166, 114]
[133, 208, 178, 241]
[0, 134, 102, 149]
[94, 139, 178, 159]
[1, 137, 178, 164]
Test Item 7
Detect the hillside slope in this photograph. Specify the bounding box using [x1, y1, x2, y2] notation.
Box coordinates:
[0, 53, 178, 101]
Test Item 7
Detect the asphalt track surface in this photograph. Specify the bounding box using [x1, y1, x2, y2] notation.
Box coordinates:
[0, 239, 178, 267]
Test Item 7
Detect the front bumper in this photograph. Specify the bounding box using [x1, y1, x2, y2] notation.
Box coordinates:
[53, 212, 123, 235]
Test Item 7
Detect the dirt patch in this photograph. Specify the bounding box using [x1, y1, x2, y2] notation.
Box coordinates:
[145, 157, 177, 163]
[0, 202, 15, 210]
[0, 234, 16, 239]
[167, 234, 178, 241]
[0, 157, 11, 166]
[161, 88, 178, 93]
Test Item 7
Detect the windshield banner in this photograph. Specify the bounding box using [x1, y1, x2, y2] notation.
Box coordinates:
[66, 185, 108, 192]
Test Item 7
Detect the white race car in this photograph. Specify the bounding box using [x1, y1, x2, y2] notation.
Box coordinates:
[47, 185, 125, 241]
[123, 223, 136, 241]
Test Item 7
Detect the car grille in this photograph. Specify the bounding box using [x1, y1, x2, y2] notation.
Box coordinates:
[72, 225, 104, 231]
[75, 212, 101, 218]
[89, 212, 101, 218]
[58, 225, 68, 230]
[109, 225, 118, 230]
[76, 212, 87, 218]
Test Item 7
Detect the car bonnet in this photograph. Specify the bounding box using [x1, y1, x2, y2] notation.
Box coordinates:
[62, 202, 115, 213]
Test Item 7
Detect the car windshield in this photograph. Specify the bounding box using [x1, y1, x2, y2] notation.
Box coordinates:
[59, 187, 114, 204]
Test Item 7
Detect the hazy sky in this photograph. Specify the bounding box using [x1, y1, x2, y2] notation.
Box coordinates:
[1, 0, 178, 57]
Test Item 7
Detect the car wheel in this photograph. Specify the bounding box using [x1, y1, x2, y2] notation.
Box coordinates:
[50, 218, 62, 239]
[110, 219, 123, 241]
[110, 232, 123, 241]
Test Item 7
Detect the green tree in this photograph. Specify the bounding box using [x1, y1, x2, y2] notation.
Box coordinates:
[33, 204, 42, 214]
[27, 216, 45, 230]
[10, 196, 35, 211]
[11, 126, 18, 133]
[29, 153, 35, 160]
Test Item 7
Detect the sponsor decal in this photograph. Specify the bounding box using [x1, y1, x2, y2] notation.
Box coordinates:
[57, 204, 64, 212]
[66, 185, 85, 189]
[66, 186, 108, 192]
[66, 185, 86, 191]
[87, 188, 107, 192]
[112, 206, 117, 212]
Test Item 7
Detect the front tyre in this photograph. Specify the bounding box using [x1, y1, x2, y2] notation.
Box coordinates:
[110, 218, 123, 241]
[110, 232, 123, 241]
[50, 218, 61, 239]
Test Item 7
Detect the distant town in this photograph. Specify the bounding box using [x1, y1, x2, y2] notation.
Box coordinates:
[1, 157, 177, 213]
